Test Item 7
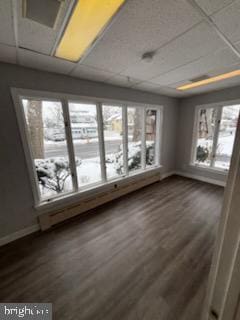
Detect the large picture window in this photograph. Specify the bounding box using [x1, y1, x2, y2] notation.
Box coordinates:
[14, 90, 162, 205]
[192, 104, 240, 170]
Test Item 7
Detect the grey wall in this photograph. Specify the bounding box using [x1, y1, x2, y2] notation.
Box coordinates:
[0, 62, 179, 238]
[176, 86, 240, 183]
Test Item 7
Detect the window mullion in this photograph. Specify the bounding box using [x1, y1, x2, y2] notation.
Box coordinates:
[141, 108, 146, 169]
[97, 102, 107, 182]
[122, 105, 128, 176]
[155, 109, 161, 166]
[61, 98, 79, 192]
[191, 107, 200, 164]
[211, 107, 222, 167]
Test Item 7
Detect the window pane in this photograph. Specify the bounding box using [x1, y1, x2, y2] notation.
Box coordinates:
[215, 105, 240, 170]
[195, 108, 216, 166]
[128, 107, 142, 172]
[146, 109, 157, 167]
[102, 105, 123, 179]
[69, 102, 102, 187]
[22, 99, 73, 200]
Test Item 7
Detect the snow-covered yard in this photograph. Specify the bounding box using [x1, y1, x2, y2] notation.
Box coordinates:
[198, 132, 236, 156]
[36, 140, 155, 199]
[197, 131, 236, 169]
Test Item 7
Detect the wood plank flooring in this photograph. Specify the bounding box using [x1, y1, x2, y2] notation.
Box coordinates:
[0, 176, 223, 320]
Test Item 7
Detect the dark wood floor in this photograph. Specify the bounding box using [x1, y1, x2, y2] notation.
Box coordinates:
[0, 176, 223, 320]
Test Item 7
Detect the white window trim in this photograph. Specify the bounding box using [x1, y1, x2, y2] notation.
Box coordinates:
[190, 99, 240, 173]
[96, 102, 107, 182]
[141, 107, 146, 169]
[61, 97, 79, 192]
[11, 87, 163, 208]
[122, 105, 129, 176]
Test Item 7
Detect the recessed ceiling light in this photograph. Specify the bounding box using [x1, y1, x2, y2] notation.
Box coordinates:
[55, 0, 126, 62]
[177, 70, 240, 90]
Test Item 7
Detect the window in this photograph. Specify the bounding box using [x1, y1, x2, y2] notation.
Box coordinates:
[215, 106, 240, 169]
[22, 99, 73, 200]
[69, 102, 102, 187]
[192, 104, 240, 170]
[127, 107, 143, 173]
[102, 105, 123, 179]
[15, 90, 162, 205]
[194, 108, 217, 167]
[146, 109, 157, 167]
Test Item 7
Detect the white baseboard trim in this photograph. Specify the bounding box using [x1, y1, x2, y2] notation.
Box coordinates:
[160, 171, 175, 180]
[0, 171, 225, 246]
[0, 224, 40, 247]
[175, 171, 226, 187]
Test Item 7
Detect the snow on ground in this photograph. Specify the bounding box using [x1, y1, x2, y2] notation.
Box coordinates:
[216, 134, 235, 155]
[76, 157, 119, 185]
[38, 140, 153, 199]
[198, 131, 236, 156]
[197, 131, 236, 169]
[40, 156, 119, 199]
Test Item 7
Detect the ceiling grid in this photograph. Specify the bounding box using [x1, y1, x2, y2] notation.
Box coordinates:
[0, 0, 240, 97]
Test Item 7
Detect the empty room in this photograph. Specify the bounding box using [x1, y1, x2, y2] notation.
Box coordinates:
[1, 0, 240, 319]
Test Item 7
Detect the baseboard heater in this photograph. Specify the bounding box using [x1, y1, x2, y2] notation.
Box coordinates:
[39, 171, 161, 231]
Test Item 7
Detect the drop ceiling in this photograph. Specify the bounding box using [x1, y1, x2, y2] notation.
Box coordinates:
[0, 0, 240, 97]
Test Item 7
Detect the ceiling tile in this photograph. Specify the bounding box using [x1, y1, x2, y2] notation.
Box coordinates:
[151, 47, 238, 86]
[83, 0, 202, 74]
[104, 74, 139, 87]
[18, 0, 73, 55]
[71, 64, 116, 82]
[0, 0, 15, 46]
[177, 75, 240, 96]
[195, 0, 235, 15]
[132, 81, 162, 91]
[132, 81, 184, 97]
[121, 22, 225, 81]
[169, 63, 240, 95]
[168, 80, 192, 89]
[155, 87, 187, 97]
[207, 63, 240, 77]
[0, 44, 17, 64]
[212, 1, 240, 44]
[18, 48, 75, 74]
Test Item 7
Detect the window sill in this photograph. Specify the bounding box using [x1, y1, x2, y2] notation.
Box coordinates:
[35, 165, 162, 213]
[189, 163, 228, 175]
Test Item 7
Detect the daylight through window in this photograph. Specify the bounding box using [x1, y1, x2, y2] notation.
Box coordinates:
[19, 95, 162, 204]
[193, 104, 240, 170]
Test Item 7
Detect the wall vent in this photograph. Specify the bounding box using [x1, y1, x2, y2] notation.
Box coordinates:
[23, 0, 63, 28]
[190, 75, 210, 83]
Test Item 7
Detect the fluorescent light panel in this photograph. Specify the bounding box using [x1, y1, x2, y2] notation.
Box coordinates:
[55, 0, 125, 62]
[177, 70, 240, 91]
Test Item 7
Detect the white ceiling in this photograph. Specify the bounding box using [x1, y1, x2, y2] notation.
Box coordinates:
[0, 0, 240, 97]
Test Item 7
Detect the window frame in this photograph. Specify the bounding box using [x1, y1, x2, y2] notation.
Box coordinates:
[101, 102, 126, 180]
[191, 100, 240, 172]
[12, 88, 163, 207]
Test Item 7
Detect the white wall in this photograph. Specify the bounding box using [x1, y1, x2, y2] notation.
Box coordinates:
[0, 62, 179, 239]
[176, 86, 240, 185]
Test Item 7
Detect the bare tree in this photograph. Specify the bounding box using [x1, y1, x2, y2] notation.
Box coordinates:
[26, 100, 44, 159]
